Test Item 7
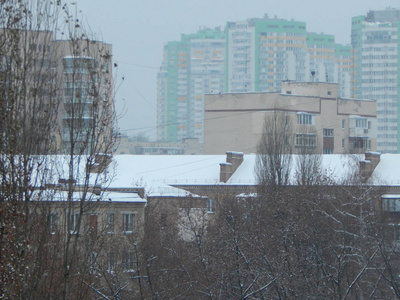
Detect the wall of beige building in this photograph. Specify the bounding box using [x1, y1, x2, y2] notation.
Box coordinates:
[204, 82, 376, 154]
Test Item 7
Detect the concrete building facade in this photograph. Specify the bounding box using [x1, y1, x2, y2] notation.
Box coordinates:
[54, 39, 113, 154]
[204, 82, 376, 154]
[351, 8, 400, 153]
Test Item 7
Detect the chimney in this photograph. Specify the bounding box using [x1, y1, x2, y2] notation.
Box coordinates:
[360, 152, 381, 182]
[219, 151, 244, 182]
[88, 153, 113, 173]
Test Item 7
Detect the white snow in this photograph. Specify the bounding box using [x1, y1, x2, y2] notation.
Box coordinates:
[30, 152, 400, 198]
[371, 154, 400, 186]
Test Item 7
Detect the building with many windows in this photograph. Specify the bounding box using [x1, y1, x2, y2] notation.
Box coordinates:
[157, 15, 351, 144]
[204, 81, 376, 154]
[0, 30, 114, 155]
[54, 39, 113, 154]
[351, 8, 400, 153]
[157, 28, 225, 143]
[226, 17, 309, 93]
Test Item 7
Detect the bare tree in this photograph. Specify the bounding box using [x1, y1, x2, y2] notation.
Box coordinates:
[0, 1, 117, 298]
[294, 125, 323, 185]
[255, 110, 293, 188]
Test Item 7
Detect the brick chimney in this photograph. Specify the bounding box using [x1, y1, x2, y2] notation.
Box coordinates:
[220, 151, 244, 182]
[360, 151, 381, 182]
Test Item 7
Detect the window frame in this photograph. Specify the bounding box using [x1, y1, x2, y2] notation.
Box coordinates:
[122, 213, 135, 234]
[48, 213, 57, 235]
[106, 213, 115, 234]
[296, 113, 314, 125]
[69, 212, 80, 234]
[383, 198, 400, 212]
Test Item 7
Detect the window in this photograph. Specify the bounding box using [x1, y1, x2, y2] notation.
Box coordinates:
[323, 129, 333, 137]
[355, 118, 367, 128]
[342, 139, 345, 148]
[297, 113, 314, 125]
[383, 198, 400, 212]
[342, 119, 345, 130]
[85, 215, 97, 235]
[323, 148, 333, 154]
[122, 251, 135, 271]
[48, 213, 57, 235]
[88, 252, 98, 273]
[208, 198, 215, 213]
[122, 213, 134, 233]
[295, 134, 317, 147]
[107, 252, 115, 272]
[106, 213, 114, 234]
[69, 212, 80, 234]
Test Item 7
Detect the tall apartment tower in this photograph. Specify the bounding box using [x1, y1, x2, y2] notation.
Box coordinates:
[157, 28, 225, 143]
[226, 16, 309, 93]
[335, 44, 352, 98]
[158, 15, 350, 145]
[306, 33, 338, 84]
[351, 8, 400, 153]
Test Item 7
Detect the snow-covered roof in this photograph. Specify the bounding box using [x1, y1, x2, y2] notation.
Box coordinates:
[33, 190, 146, 203]
[110, 155, 223, 196]
[30, 153, 400, 199]
[370, 154, 400, 186]
[110, 154, 362, 189]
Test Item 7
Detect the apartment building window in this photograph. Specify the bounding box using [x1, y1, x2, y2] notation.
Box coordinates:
[323, 148, 333, 154]
[122, 213, 134, 233]
[106, 213, 114, 234]
[88, 252, 98, 273]
[208, 198, 215, 213]
[122, 251, 135, 271]
[323, 129, 334, 137]
[342, 119, 345, 130]
[87, 214, 98, 235]
[107, 252, 115, 272]
[355, 118, 367, 128]
[342, 139, 345, 148]
[297, 113, 314, 125]
[48, 213, 57, 235]
[295, 134, 317, 147]
[69, 212, 80, 234]
[382, 198, 400, 212]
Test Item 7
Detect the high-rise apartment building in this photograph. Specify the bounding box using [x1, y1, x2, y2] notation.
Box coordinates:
[351, 8, 400, 153]
[157, 28, 225, 143]
[54, 39, 113, 154]
[306, 33, 338, 84]
[226, 17, 309, 93]
[335, 44, 352, 98]
[0, 29, 113, 155]
[157, 15, 350, 144]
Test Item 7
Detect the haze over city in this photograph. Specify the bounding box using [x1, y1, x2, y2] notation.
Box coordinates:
[4, 1, 400, 297]
[74, 0, 399, 139]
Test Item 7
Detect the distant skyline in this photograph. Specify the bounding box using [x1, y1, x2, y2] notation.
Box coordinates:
[74, 0, 399, 140]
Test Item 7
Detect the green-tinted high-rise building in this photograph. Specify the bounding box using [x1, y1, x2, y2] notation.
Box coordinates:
[226, 16, 309, 93]
[157, 15, 350, 145]
[351, 8, 400, 153]
[157, 28, 225, 143]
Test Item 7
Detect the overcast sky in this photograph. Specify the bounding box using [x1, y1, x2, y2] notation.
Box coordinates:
[74, 0, 399, 140]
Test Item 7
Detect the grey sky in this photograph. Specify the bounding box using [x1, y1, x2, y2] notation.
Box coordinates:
[74, 0, 399, 139]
